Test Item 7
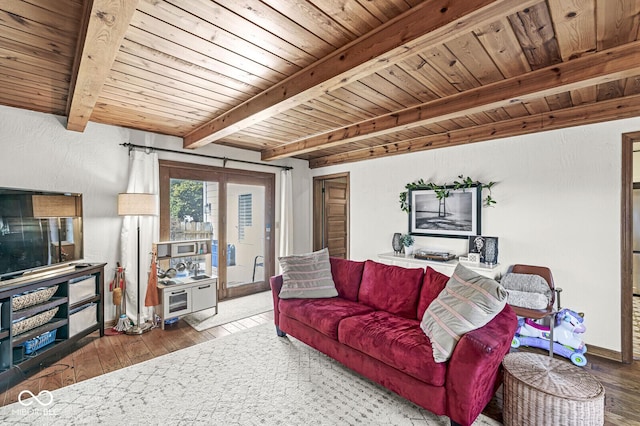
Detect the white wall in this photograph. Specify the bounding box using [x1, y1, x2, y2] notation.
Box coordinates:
[312, 117, 640, 352]
[3, 103, 637, 352]
[0, 105, 311, 322]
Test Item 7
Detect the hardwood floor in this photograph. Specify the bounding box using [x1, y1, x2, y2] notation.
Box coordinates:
[1, 310, 638, 426]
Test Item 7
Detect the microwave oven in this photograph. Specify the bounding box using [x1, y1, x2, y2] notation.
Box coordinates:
[171, 241, 198, 257]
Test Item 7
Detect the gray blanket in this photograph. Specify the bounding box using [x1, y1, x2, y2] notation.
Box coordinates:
[501, 273, 551, 310]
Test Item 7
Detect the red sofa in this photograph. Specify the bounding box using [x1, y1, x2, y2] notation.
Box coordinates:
[270, 258, 517, 426]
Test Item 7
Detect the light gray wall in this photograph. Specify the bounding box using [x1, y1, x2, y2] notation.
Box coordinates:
[312, 117, 640, 352]
[2, 104, 638, 352]
[0, 105, 310, 322]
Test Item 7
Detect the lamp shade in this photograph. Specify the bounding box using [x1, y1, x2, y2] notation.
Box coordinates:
[117, 193, 158, 216]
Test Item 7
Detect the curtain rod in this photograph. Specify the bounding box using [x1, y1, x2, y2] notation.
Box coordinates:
[120, 143, 293, 171]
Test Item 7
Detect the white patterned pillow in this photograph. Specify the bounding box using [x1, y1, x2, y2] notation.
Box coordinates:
[278, 248, 338, 299]
[420, 263, 507, 363]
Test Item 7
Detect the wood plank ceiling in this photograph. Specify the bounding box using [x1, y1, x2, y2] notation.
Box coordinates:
[1, 0, 640, 168]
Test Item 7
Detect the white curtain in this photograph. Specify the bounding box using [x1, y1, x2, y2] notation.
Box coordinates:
[279, 169, 293, 272]
[120, 150, 159, 323]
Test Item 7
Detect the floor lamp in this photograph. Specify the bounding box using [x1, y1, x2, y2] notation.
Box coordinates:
[118, 192, 158, 335]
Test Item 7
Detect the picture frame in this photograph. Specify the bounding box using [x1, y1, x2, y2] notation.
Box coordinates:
[468, 235, 499, 264]
[408, 185, 481, 238]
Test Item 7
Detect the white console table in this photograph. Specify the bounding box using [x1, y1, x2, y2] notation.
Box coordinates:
[377, 252, 502, 279]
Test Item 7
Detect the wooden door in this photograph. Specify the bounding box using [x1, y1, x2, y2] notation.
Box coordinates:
[313, 174, 349, 259]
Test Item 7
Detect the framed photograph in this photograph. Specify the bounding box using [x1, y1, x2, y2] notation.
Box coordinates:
[468, 235, 499, 264]
[408, 185, 481, 238]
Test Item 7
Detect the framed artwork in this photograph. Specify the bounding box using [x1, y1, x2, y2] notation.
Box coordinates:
[408, 185, 480, 238]
[468, 235, 499, 264]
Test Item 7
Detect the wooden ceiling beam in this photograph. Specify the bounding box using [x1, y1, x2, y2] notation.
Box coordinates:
[308, 92, 640, 168]
[66, 0, 139, 132]
[183, 0, 540, 149]
[263, 40, 640, 160]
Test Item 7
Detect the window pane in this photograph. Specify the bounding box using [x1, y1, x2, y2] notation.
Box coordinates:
[168, 178, 217, 276]
[238, 193, 252, 240]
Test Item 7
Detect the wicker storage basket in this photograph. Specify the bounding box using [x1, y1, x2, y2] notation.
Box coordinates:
[12, 285, 59, 311]
[502, 352, 604, 426]
[12, 307, 59, 336]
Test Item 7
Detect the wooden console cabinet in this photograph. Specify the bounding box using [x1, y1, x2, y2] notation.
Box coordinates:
[0, 263, 105, 386]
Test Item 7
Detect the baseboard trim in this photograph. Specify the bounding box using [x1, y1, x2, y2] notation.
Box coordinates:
[587, 344, 623, 362]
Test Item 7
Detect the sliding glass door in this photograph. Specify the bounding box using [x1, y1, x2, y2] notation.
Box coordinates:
[225, 182, 266, 296]
[159, 161, 274, 300]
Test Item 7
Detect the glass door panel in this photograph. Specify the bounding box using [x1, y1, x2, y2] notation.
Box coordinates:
[168, 178, 218, 277]
[225, 183, 265, 297]
[169, 178, 216, 242]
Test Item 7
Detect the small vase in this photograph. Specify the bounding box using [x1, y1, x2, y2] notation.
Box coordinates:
[404, 246, 414, 257]
[392, 233, 402, 254]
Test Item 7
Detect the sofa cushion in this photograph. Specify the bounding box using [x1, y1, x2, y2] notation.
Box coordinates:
[358, 260, 424, 319]
[279, 298, 374, 340]
[417, 267, 450, 319]
[330, 257, 365, 302]
[420, 263, 508, 363]
[338, 310, 446, 386]
[278, 248, 338, 299]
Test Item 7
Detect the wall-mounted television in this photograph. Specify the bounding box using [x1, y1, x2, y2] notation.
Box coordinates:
[0, 187, 83, 281]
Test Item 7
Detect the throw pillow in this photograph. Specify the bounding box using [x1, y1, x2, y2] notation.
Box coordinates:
[329, 257, 365, 302]
[416, 267, 450, 319]
[420, 263, 508, 363]
[358, 260, 424, 319]
[278, 248, 338, 299]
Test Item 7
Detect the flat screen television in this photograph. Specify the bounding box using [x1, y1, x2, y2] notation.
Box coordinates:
[0, 187, 83, 281]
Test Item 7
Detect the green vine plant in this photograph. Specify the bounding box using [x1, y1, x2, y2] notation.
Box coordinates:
[399, 175, 496, 213]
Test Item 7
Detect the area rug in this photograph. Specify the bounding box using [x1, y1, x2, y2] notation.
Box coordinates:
[183, 290, 272, 331]
[0, 323, 500, 425]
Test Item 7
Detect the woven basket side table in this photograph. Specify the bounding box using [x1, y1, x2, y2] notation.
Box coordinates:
[502, 352, 605, 426]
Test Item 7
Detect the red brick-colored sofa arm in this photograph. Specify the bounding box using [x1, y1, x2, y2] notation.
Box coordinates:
[269, 275, 283, 328]
[445, 304, 518, 426]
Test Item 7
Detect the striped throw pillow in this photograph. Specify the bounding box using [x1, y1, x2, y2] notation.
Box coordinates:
[420, 263, 507, 363]
[278, 248, 338, 299]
